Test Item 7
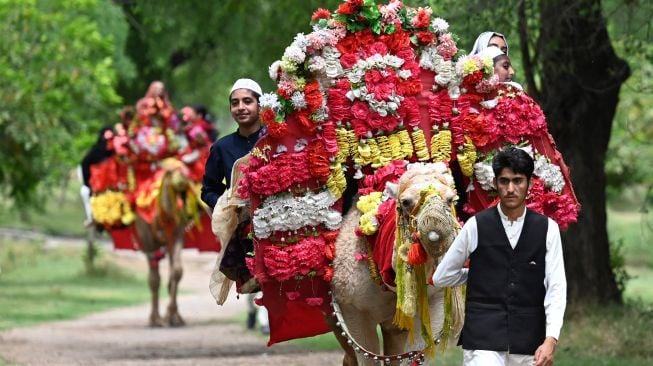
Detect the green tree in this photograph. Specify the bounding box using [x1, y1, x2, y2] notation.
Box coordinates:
[0, 0, 130, 206]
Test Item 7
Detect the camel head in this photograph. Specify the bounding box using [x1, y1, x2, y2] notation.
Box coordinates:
[392, 162, 459, 264]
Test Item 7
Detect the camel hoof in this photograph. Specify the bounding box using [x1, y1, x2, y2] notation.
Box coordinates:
[166, 313, 185, 327]
[149, 316, 165, 327]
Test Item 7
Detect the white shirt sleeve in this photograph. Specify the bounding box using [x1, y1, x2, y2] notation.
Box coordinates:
[543, 218, 567, 340]
[432, 217, 478, 287]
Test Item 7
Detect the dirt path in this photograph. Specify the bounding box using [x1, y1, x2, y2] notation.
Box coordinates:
[0, 245, 342, 365]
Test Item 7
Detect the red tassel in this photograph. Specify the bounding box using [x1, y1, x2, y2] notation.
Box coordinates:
[407, 242, 428, 266]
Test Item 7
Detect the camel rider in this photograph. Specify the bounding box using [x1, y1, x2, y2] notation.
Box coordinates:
[201, 78, 269, 334]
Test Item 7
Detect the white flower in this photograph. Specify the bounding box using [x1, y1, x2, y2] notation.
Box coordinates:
[473, 161, 495, 191]
[431, 17, 449, 32]
[260, 93, 281, 110]
[268, 60, 281, 81]
[516, 145, 534, 158]
[290, 91, 307, 110]
[275, 144, 288, 154]
[397, 69, 412, 79]
[307, 55, 327, 73]
[383, 54, 405, 68]
[292, 33, 309, 52]
[252, 191, 342, 238]
[294, 138, 308, 152]
[283, 45, 306, 64]
[534, 155, 565, 193]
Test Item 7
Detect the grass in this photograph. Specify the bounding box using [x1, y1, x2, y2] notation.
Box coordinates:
[0, 239, 149, 330]
[0, 177, 88, 237]
[278, 301, 653, 365]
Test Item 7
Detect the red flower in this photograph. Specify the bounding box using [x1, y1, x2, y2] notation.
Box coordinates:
[397, 78, 422, 96]
[395, 48, 415, 63]
[336, 34, 359, 55]
[327, 87, 352, 122]
[363, 41, 389, 58]
[303, 81, 323, 111]
[260, 108, 276, 124]
[308, 140, 332, 180]
[412, 8, 431, 28]
[266, 120, 288, 140]
[335, 2, 357, 15]
[295, 110, 316, 134]
[380, 30, 411, 53]
[311, 8, 331, 22]
[355, 29, 375, 48]
[399, 97, 421, 127]
[416, 31, 435, 45]
[277, 87, 292, 99]
[351, 118, 370, 138]
[340, 52, 359, 69]
[351, 101, 370, 120]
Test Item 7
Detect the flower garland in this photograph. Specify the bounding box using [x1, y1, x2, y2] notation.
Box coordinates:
[90, 190, 135, 227]
[252, 190, 342, 239]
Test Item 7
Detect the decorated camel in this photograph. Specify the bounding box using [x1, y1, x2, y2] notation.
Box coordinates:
[330, 162, 464, 365]
[211, 0, 579, 364]
[88, 82, 218, 326]
[133, 158, 202, 327]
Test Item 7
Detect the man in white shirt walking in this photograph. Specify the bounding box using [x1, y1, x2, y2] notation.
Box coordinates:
[433, 147, 566, 366]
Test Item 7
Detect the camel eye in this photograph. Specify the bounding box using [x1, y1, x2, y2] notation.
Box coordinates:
[401, 198, 413, 210]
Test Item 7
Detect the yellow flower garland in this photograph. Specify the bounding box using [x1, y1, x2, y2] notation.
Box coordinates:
[388, 132, 404, 160]
[411, 128, 430, 161]
[335, 126, 350, 163]
[327, 162, 347, 199]
[356, 191, 383, 235]
[456, 135, 477, 177]
[430, 130, 452, 163]
[398, 129, 414, 158]
[90, 191, 135, 226]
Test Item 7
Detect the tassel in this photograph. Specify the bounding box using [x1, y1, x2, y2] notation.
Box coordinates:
[407, 242, 428, 266]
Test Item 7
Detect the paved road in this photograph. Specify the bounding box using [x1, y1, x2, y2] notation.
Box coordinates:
[0, 245, 342, 365]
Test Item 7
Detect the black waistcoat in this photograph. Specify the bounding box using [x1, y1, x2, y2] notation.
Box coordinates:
[459, 207, 548, 355]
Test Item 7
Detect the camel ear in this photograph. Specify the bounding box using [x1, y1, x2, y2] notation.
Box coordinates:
[384, 182, 398, 199]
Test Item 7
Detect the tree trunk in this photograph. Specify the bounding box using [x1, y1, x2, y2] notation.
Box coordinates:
[538, 0, 630, 303]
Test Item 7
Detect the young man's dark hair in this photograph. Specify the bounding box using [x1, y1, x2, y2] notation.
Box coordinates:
[492, 147, 534, 180]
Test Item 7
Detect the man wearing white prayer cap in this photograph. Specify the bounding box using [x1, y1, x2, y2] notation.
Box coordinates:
[470, 31, 509, 55]
[202, 78, 269, 334]
[201, 78, 264, 208]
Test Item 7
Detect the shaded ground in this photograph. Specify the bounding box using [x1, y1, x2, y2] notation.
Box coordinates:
[0, 242, 342, 365]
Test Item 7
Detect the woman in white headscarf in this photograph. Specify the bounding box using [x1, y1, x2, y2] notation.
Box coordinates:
[470, 31, 509, 55]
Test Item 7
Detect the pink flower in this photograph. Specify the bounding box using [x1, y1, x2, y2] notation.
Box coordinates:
[354, 252, 369, 261]
[351, 101, 370, 120]
[286, 291, 301, 301]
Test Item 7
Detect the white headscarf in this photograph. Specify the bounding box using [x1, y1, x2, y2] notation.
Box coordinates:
[479, 46, 505, 61]
[470, 31, 508, 55]
[230, 78, 262, 96]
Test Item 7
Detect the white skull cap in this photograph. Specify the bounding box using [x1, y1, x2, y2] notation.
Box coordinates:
[479, 46, 505, 60]
[230, 78, 263, 96]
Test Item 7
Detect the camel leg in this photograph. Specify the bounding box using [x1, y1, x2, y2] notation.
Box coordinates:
[165, 239, 185, 327]
[380, 320, 409, 366]
[339, 305, 381, 366]
[147, 252, 164, 327]
[324, 313, 358, 366]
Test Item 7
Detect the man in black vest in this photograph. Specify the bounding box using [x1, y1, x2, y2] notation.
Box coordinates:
[433, 147, 566, 366]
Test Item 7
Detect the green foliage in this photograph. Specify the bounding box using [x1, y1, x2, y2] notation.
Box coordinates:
[0, 0, 130, 207]
[0, 175, 88, 237]
[0, 239, 148, 330]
